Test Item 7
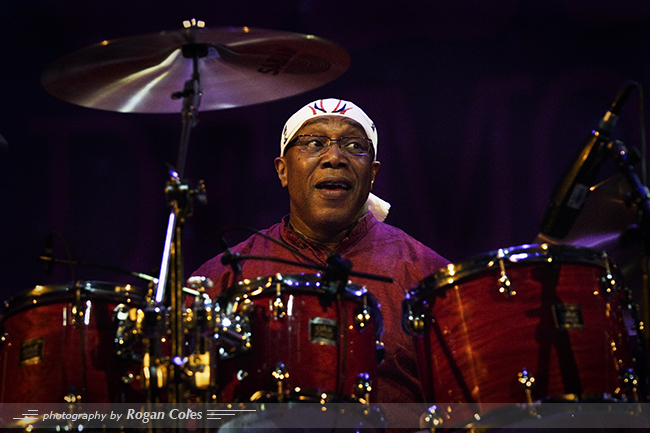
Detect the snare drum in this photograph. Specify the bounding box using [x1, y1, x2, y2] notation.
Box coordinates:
[0, 281, 146, 403]
[215, 273, 384, 403]
[403, 244, 637, 428]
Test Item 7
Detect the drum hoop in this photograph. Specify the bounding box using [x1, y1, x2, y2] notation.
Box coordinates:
[224, 273, 372, 302]
[411, 243, 614, 297]
[0, 281, 146, 320]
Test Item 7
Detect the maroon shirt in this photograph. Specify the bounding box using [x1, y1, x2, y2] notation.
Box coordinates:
[192, 211, 449, 415]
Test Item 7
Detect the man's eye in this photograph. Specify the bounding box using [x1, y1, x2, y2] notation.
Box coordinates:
[343, 140, 362, 150]
[305, 138, 326, 148]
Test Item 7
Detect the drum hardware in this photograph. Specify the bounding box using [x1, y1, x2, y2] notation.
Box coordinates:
[354, 372, 373, 404]
[273, 281, 287, 319]
[619, 369, 640, 401]
[419, 405, 445, 431]
[183, 277, 216, 395]
[272, 363, 290, 397]
[496, 248, 515, 297]
[518, 369, 536, 405]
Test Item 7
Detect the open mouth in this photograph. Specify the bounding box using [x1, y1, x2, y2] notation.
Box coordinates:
[315, 180, 352, 191]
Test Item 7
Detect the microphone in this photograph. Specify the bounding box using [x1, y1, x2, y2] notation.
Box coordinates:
[44, 233, 55, 276]
[219, 236, 242, 275]
[540, 82, 637, 239]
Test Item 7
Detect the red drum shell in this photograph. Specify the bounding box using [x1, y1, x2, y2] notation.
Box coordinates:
[0, 281, 146, 403]
[404, 244, 635, 427]
[216, 273, 383, 403]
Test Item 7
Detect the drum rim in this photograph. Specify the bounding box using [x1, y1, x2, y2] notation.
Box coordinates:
[0, 280, 146, 319]
[223, 272, 373, 300]
[409, 243, 614, 298]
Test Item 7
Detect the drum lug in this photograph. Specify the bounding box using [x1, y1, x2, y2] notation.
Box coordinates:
[354, 305, 372, 330]
[186, 352, 212, 390]
[216, 307, 252, 360]
[403, 300, 426, 334]
[142, 352, 168, 391]
[64, 392, 83, 403]
[618, 368, 639, 401]
[273, 282, 286, 319]
[518, 368, 536, 404]
[376, 340, 385, 363]
[354, 372, 372, 403]
[419, 405, 444, 431]
[272, 362, 289, 395]
[497, 248, 515, 297]
[600, 252, 619, 296]
[114, 304, 145, 360]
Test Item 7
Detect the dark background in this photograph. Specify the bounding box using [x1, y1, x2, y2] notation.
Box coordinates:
[1, 1, 649, 302]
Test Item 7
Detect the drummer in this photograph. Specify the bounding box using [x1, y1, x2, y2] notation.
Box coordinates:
[191, 98, 449, 425]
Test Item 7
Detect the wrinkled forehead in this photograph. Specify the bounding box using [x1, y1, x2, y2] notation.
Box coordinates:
[293, 116, 367, 138]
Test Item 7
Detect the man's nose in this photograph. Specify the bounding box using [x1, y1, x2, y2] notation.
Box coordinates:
[320, 141, 348, 167]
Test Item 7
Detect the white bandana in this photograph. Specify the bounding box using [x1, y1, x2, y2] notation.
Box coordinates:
[280, 98, 390, 221]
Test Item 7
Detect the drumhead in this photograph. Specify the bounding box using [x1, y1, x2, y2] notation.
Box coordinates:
[412, 243, 614, 296]
[0, 281, 146, 320]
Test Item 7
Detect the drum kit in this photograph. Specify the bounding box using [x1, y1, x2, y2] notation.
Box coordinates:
[1, 19, 650, 432]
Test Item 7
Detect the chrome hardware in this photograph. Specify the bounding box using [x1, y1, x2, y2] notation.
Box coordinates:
[236, 369, 249, 381]
[272, 282, 286, 319]
[600, 252, 618, 296]
[122, 372, 136, 384]
[497, 248, 515, 297]
[355, 305, 372, 330]
[64, 392, 82, 403]
[142, 351, 168, 391]
[215, 303, 252, 360]
[272, 363, 289, 394]
[419, 405, 444, 431]
[518, 369, 536, 404]
[114, 304, 146, 360]
[403, 301, 426, 334]
[619, 369, 639, 401]
[354, 373, 372, 403]
[186, 276, 214, 293]
[376, 340, 386, 363]
[186, 352, 211, 389]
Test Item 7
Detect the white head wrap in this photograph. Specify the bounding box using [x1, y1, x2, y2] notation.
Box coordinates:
[280, 98, 391, 221]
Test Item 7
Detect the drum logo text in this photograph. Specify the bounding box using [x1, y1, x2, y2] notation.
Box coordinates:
[19, 337, 44, 366]
[309, 317, 338, 345]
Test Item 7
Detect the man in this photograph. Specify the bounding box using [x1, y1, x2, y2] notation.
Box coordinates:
[192, 98, 449, 427]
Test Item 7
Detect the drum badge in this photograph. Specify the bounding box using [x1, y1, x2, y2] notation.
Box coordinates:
[309, 317, 338, 346]
[552, 304, 584, 330]
[19, 337, 44, 366]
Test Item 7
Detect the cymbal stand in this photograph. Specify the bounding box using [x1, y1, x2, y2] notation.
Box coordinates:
[608, 140, 650, 400]
[152, 19, 208, 404]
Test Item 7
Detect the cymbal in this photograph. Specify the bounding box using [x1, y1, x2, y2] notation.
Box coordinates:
[41, 26, 351, 113]
[536, 170, 644, 298]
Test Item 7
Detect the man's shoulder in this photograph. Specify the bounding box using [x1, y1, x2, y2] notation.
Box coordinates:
[369, 220, 449, 263]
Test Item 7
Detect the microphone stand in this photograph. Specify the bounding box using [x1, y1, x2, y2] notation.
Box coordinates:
[153, 21, 208, 405]
[608, 140, 650, 401]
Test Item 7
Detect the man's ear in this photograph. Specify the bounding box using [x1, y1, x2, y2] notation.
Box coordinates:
[274, 157, 288, 187]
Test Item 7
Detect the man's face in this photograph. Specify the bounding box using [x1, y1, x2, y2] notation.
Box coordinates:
[275, 116, 380, 236]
